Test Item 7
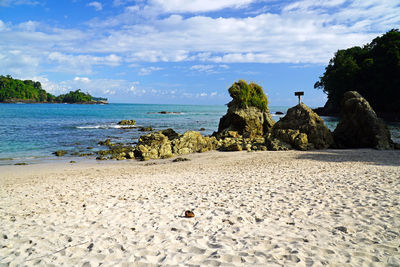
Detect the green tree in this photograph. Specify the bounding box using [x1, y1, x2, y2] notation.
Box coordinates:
[315, 29, 400, 114]
[228, 80, 269, 111]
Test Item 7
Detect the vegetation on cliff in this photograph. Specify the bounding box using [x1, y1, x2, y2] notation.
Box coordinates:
[0, 75, 56, 102]
[228, 80, 269, 111]
[314, 29, 400, 115]
[0, 75, 107, 103]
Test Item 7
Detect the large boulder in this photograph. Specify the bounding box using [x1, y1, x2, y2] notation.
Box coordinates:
[172, 131, 219, 155]
[333, 91, 394, 149]
[217, 80, 275, 139]
[134, 132, 173, 160]
[272, 103, 334, 149]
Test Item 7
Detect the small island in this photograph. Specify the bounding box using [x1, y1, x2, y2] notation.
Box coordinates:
[0, 75, 108, 104]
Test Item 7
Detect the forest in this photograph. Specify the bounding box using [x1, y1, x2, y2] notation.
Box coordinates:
[0, 75, 107, 104]
[314, 29, 400, 117]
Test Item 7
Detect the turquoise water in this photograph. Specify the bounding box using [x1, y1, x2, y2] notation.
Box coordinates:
[0, 103, 399, 165]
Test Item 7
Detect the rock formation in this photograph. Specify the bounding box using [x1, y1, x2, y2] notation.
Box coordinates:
[271, 103, 334, 150]
[217, 80, 275, 139]
[134, 129, 219, 161]
[333, 91, 394, 149]
[117, 120, 136, 125]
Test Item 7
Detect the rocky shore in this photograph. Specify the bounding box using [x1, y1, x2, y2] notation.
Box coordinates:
[55, 82, 398, 162]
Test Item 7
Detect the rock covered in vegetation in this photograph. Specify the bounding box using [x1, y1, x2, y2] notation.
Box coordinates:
[217, 80, 275, 139]
[333, 91, 394, 149]
[134, 129, 219, 160]
[117, 120, 136, 125]
[172, 131, 219, 155]
[53, 150, 68, 157]
[139, 126, 154, 132]
[271, 103, 333, 149]
[134, 132, 174, 161]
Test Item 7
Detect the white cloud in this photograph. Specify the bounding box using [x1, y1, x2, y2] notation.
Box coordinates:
[48, 52, 122, 73]
[190, 64, 214, 72]
[88, 1, 103, 11]
[149, 0, 255, 13]
[138, 66, 163, 75]
[74, 77, 91, 83]
[1, 0, 399, 78]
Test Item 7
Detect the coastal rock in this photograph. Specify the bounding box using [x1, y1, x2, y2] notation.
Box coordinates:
[217, 80, 275, 139]
[118, 120, 136, 125]
[53, 150, 68, 157]
[159, 128, 181, 141]
[333, 91, 394, 149]
[272, 103, 333, 149]
[172, 131, 219, 155]
[265, 135, 292, 151]
[219, 138, 243, 152]
[134, 132, 173, 161]
[139, 126, 154, 132]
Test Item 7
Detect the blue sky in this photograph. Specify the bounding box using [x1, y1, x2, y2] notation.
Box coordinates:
[0, 0, 399, 106]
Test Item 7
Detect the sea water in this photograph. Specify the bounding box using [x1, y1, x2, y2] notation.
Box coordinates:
[0, 103, 399, 165]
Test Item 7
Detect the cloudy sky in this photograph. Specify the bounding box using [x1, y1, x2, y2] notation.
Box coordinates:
[0, 0, 399, 106]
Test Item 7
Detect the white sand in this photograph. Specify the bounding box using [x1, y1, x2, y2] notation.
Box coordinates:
[0, 149, 399, 266]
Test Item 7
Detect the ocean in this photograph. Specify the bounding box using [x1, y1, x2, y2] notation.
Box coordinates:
[0, 103, 399, 165]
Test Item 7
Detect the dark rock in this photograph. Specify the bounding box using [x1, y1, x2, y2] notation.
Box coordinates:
[139, 126, 154, 132]
[98, 139, 112, 147]
[172, 157, 190, 162]
[272, 103, 334, 149]
[266, 136, 291, 151]
[334, 226, 348, 233]
[199, 128, 206, 131]
[275, 111, 284, 115]
[53, 150, 68, 157]
[14, 162, 28, 165]
[333, 91, 394, 149]
[117, 120, 136, 125]
[160, 128, 181, 141]
[87, 243, 94, 252]
[217, 80, 275, 139]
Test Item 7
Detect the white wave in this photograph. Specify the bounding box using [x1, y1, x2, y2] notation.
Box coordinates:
[76, 124, 136, 129]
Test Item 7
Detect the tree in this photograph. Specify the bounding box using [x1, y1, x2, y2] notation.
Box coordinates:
[315, 29, 400, 114]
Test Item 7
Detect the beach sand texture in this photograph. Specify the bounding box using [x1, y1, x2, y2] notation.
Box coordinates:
[1, 150, 399, 266]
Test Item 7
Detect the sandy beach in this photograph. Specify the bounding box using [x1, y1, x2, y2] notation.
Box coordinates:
[0, 149, 399, 266]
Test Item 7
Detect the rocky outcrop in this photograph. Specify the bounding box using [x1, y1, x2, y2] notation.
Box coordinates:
[134, 129, 219, 161]
[271, 103, 334, 149]
[218, 106, 275, 139]
[217, 80, 275, 139]
[118, 120, 136, 125]
[172, 131, 219, 155]
[333, 91, 394, 149]
[134, 132, 174, 161]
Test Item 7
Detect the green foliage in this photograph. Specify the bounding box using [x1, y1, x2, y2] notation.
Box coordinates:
[0, 75, 106, 104]
[315, 29, 400, 113]
[59, 89, 92, 103]
[0, 75, 56, 102]
[228, 80, 269, 111]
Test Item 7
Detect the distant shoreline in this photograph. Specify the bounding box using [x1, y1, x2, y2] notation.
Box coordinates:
[0, 99, 108, 104]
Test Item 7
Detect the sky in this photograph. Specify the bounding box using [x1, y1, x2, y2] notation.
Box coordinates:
[0, 0, 399, 106]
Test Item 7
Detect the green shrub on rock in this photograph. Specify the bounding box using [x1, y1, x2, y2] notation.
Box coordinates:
[228, 80, 268, 111]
